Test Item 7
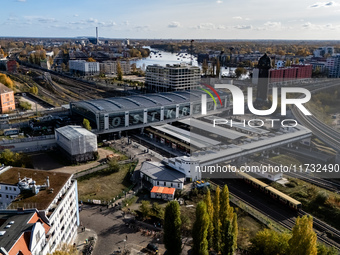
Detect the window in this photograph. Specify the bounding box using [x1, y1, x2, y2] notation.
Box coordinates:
[164, 182, 166, 186]
[178, 183, 180, 188]
[14, 188, 16, 191]
[5, 187, 8, 190]
[171, 183, 173, 187]
[6, 195, 8, 198]
[157, 181, 159, 185]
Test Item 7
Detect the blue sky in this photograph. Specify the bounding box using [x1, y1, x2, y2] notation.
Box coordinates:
[2, 0, 340, 39]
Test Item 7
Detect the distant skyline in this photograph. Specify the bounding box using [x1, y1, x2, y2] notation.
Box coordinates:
[2, 0, 340, 40]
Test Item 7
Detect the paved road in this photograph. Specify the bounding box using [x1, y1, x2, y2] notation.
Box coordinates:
[79, 204, 166, 255]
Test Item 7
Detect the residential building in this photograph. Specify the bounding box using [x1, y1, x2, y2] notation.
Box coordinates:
[99, 60, 131, 75]
[253, 64, 312, 85]
[313, 46, 335, 58]
[0, 167, 79, 255]
[69, 60, 99, 76]
[0, 83, 15, 114]
[0, 209, 50, 255]
[327, 55, 340, 78]
[145, 64, 201, 92]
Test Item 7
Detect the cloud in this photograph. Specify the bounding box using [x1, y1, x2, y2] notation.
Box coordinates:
[87, 18, 98, 23]
[234, 25, 252, 29]
[216, 0, 223, 3]
[24, 16, 56, 23]
[134, 25, 150, 32]
[232, 16, 243, 20]
[264, 21, 282, 28]
[196, 23, 216, 30]
[17, 0, 26, 2]
[302, 22, 340, 30]
[309, 1, 338, 8]
[73, 14, 79, 17]
[168, 21, 181, 28]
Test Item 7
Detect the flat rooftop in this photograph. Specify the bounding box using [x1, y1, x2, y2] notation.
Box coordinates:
[0, 168, 71, 210]
[152, 124, 221, 149]
[178, 118, 246, 140]
[203, 116, 270, 135]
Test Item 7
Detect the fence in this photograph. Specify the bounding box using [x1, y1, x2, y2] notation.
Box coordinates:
[0, 135, 55, 145]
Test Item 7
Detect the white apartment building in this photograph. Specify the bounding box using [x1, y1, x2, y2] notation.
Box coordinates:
[69, 60, 99, 76]
[146, 64, 201, 92]
[0, 167, 79, 255]
[99, 60, 131, 75]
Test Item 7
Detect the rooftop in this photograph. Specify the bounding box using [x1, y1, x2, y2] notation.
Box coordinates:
[0, 83, 13, 94]
[70, 89, 229, 115]
[55, 125, 96, 140]
[0, 210, 37, 253]
[140, 161, 185, 183]
[0, 168, 71, 210]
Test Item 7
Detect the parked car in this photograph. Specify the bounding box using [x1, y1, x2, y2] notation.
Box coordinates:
[147, 243, 158, 253]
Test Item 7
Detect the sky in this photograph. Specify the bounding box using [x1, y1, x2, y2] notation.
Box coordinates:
[2, 0, 340, 40]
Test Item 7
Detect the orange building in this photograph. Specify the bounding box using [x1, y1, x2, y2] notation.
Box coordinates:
[0, 82, 15, 113]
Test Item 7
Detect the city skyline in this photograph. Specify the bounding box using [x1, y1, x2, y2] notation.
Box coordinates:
[2, 0, 340, 40]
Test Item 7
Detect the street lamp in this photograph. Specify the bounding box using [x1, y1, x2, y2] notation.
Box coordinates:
[123, 239, 126, 251]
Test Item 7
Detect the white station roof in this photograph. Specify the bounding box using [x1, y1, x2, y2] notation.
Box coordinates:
[178, 118, 246, 140]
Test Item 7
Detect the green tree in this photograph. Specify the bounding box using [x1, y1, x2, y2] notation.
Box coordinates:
[108, 159, 120, 173]
[116, 61, 123, 81]
[30, 86, 38, 95]
[234, 67, 246, 78]
[317, 244, 338, 255]
[289, 215, 317, 255]
[83, 118, 91, 131]
[164, 201, 182, 255]
[139, 200, 151, 220]
[221, 212, 237, 255]
[19, 101, 32, 110]
[192, 201, 209, 255]
[204, 189, 214, 249]
[0, 73, 14, 89]
[213, 186, 221, 252]
[151, 202, 164, 219]
[250, 228, 291, 255]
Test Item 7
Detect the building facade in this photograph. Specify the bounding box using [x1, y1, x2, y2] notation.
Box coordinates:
[69, 60, 99, 76]
[99, 60, 131, 75]
[146, 64, 201, 92]
[0, 83, 15, 114]
[327, 55, 340, 78]
[0, 167, 79, 255]
[70, 89, 230, 134]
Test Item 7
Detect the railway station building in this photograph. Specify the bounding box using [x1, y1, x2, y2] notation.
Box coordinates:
[70, 88, 230, 134]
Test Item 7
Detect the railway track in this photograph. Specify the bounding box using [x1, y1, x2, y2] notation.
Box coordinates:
[211, 179, 340, 249]
[261, 158, 340, 193]
[291, 82, 340, 152]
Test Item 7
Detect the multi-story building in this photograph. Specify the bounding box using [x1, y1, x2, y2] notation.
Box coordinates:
[327, 55, 340, 78]
[313, 46, 335, 58]
[0, 83, 15, 114]
[69, 60, 99, 76]
[0, 209, 50, 255]
[0, 167, 79, 255]
[145, 64, 201, 92]
[99, 60, 131, 75]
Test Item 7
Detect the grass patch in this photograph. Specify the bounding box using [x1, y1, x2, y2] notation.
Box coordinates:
[122, 195, 138, 207]
[269, 154, 302, 166]
[78, 163, 135, 202]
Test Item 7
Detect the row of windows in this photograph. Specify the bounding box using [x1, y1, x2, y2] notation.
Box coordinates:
[156, 181, 181, 188]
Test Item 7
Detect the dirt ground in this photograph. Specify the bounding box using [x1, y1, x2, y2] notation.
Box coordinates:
[30, 148, 114, 173]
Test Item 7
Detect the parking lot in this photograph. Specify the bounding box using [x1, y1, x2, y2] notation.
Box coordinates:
[79, 204, 166, 255]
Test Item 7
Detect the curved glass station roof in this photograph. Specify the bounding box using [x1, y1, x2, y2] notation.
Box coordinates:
[71, 89, 229, 115]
